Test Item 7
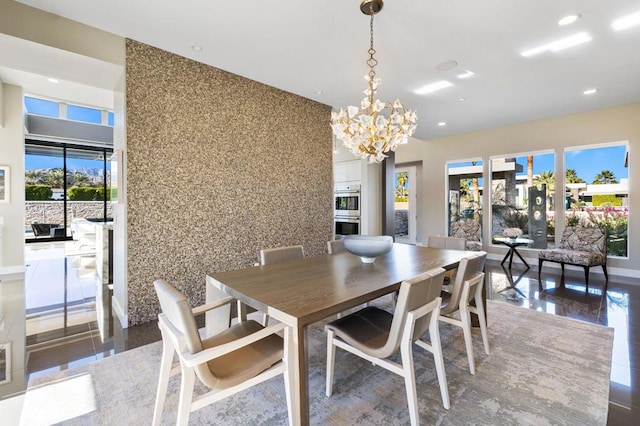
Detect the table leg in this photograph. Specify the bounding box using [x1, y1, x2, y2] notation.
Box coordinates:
[513, 248, 530, 269]
[290, 323, 309, 425]
[509, 247, 516, 270]
[500, 250, 510, 266]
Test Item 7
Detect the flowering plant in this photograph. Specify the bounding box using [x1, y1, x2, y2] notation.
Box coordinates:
[503, 227, 523, 238]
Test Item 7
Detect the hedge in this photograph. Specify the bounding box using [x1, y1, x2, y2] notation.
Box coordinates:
[592, 194, 622, 207]
[25, 185, 53, 200]
[68, 187, 110, 201]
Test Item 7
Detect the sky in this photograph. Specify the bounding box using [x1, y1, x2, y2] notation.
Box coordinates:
[448, 144, 628, 184]
[25, 155, 103, 171]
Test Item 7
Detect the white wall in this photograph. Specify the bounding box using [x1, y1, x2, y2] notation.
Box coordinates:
[396, 102, 640, 275]
[0, 84, 25, 269]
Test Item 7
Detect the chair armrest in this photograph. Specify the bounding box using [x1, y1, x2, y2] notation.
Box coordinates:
[181, 322, 287, 367]
[191, 296, 235, 316]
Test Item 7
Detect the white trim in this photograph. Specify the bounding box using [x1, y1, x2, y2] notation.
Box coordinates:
[111, 295, 128, 328]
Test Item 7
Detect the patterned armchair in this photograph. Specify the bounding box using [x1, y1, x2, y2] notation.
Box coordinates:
[538, 226, 608, 290]
[450, 219, 482, 251]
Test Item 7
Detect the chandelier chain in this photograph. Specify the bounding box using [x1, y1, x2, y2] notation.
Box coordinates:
[366, 10, 378, 79]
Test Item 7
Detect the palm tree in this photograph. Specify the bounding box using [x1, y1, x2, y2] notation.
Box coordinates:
[534, 170, 555, 207]
[592, 170, 618, 184]
[565, 168, 585, 183]
[526, 155, 533, 187]
[470, 161, 480, 221]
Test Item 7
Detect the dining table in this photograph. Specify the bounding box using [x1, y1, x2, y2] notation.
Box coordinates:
[205, 243, 471, 425]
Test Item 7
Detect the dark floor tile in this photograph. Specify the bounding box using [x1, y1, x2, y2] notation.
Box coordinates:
[607, 402, 637, 425]
[27, 334, 98, 375]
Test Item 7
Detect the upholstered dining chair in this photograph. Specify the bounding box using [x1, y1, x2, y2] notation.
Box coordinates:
[325, 268, 450, 425]
[438, 251, 489, 375]
[427, 235, 467, 251]
[152, 279, 293, 426]
[427, 235, 466, 287]
[238, 245, 305, 325]
[327, 239, 345, 254]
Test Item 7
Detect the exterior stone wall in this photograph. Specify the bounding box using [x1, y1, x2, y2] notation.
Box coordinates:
[25, 201, 112, 229]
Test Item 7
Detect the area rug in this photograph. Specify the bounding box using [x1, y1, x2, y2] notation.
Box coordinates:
[21, 300, 613, 425]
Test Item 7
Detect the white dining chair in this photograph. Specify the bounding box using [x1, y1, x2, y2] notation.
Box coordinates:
[152, 279, 294, 425]
[438, 251, 489, 375]
[238, 245, 305, 325]
[325, 268, 450, 425]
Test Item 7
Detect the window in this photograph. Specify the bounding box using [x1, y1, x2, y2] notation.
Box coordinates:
[24, 97, 59, 117]
[108, 111, 114, 126]
[447, 160, 483, 233]
[490, 152, 555, 249]
[565, 143, 628, 257]
[66, 104, 102, 124]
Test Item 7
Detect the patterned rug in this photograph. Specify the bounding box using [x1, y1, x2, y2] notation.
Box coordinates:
[21, 300, 613, 425]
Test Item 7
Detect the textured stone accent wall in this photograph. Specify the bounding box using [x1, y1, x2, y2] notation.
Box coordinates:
[126, 40, 333, 325]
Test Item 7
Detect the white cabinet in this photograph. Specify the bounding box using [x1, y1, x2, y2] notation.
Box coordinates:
[334, 160, 361, 183]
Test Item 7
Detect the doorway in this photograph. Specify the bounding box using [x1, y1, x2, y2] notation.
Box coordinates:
[394, 166, 417, 244]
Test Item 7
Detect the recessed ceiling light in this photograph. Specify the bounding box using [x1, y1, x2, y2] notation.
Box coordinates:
[458, 97, 466, 101]
[520, 32, 592, 57]
[47, 78, 60, 84]
[414, 80, 454, 95]
[438, 122, 447, 126]
[456, 71, 474, 79]
[583, 88, 598, 95]
[558, 14, 581, 26]
[315, 91, 323, 95]
[612, 10, 640, 31]
[435, 60, 458, 71]
[191, 45, 203, 52]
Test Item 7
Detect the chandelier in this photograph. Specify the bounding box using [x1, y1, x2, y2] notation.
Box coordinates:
[330, 0, 417, 163]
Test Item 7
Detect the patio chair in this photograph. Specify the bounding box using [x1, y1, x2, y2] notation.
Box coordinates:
[449, 219, 482, 251]
[538, 225, 608, 290]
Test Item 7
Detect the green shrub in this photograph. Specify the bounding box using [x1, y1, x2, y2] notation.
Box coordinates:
[68, 187, 109, 201]
[25, 185, 52, 200]
[592, 194, 622, 207]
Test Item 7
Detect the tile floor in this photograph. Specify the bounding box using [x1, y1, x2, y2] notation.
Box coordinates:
[17, 243, 640, 423]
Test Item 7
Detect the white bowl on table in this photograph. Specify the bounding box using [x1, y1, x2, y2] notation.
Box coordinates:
[343, 235, 393, 263]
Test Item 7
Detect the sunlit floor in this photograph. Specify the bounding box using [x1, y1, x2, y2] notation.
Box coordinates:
[20, 243, 640, 424]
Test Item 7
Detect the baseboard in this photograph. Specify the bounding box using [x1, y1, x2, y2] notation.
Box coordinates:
[111, 296, 128, 329]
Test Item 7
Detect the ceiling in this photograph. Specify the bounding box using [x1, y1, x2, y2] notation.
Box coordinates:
[7, 0, 640, 139]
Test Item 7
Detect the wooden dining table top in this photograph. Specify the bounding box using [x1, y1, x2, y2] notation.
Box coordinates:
[207, 243, 470, 327]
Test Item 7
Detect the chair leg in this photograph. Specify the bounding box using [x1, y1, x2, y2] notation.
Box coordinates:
[326, 330, 336, 397]
[584, 266, 590, 290]
[474, 284, 490, 355]
[602, 264, 609, 282]
[460, 304, 476, 375]
[152, 334, 174, 426]
[560, 263, 565, 280]
[428, 320, 450, 409]
[176, 365, 196, 426]
[400, 339, 419, 426]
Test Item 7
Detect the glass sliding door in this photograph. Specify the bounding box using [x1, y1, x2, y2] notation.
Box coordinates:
[65, 147, 112, 244]
[25, 140, 112, 243]
[25, 143, 65, 240]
